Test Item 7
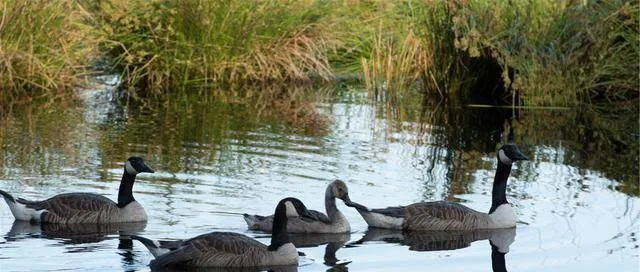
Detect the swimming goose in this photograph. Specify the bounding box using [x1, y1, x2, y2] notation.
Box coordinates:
[243, 179, 352, 233]
[132, 197, 315, 268]
[0, 157, 154, 224]
[344, 144, 528, 230]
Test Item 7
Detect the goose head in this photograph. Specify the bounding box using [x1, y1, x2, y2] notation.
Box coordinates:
[328, 179, 353, 202]
[124, 157, 155, 175]
[280, 197, 319, 221]
[270, 197, 315, 250]
[497, 144, 529, 165]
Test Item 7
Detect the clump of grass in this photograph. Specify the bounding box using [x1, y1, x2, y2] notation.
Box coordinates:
[87, 0, 337, 94]
[0, 0, 96, 104]
[360, 1, 479, 106]
[451, 0, 639, 105]
[361, 0, 639, 106]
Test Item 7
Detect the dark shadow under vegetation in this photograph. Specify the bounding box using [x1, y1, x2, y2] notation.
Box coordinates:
[364, 0, 638, 107]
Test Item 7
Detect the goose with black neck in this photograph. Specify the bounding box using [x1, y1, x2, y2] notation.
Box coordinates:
[0, 157, 154, 224]
[132, 197, 316, 268]
[344, 144, 528, 230]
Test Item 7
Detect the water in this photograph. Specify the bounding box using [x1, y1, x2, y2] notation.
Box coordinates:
[0, 82, 637, 271]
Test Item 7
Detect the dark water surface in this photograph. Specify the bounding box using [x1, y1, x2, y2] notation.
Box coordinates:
[0, 81, 637, 271]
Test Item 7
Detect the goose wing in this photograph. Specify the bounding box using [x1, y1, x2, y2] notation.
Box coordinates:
[403, 201, 482, 230]
[369, 206, 407, 218]
[244, 208, 332, 231]
[151, 232, 268, 267]
[27, 193, 117, 222]
[299, 209, 331, 224]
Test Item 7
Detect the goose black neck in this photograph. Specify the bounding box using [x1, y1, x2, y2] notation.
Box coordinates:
[117, 171, 137, 208]
[268, 202, 290, 251]
[489, 161, 512, 214]
[491, 242, 507, 272]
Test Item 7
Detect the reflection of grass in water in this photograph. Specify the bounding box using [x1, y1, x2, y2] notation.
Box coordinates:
[0, 83, 329, 180]
[373, 92, 638, 196]
[0, 101, 84, 177]
[96, 85, 330, 175]
[518, 103, 639, 196]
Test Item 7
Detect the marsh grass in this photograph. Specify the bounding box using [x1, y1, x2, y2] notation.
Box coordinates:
[0, 0, 95, 104]
[1, 0, 636, 126]
[87, 0, 336, 94]
[362, 0, 639, 107]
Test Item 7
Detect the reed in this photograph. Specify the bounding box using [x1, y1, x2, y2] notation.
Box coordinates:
[361, 0, 639, 106]
[87, 0, 336, 94]
[0, 0, 96, 104]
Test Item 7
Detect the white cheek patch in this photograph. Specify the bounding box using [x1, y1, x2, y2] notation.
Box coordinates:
[284, 201, 298, 217]
[498, 150, 513, 164]
[125, 161, 139, 175]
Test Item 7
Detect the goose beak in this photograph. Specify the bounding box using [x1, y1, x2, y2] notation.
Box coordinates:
[512, 149, 529, 161]
[140, 164, 155, 173]
[342, 196, 370, 212]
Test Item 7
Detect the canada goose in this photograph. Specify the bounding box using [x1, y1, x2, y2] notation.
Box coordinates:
[0, 157, 154, 224]
[243, 179, 352, 233]
[132, 197, 316, 268]
[344, 144, 528, 230]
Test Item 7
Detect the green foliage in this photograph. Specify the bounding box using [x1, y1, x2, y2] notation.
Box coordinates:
[87, 0, 336, 93]
[0, 0, 96, 103]
[452, 0, 639, 105]
[362, 0, 639, 106]
[1, 0, 636, 109]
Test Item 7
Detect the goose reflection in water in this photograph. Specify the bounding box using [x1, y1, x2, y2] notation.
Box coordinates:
[350, 227, 515, 272]
[147, 265, 299, 272]
[287, 232, 351, 267]
[5, 220, 146, 269]
[6, 220, 146, 244]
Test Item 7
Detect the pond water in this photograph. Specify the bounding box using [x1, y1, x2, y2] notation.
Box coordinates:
[0, 81, 638, 271]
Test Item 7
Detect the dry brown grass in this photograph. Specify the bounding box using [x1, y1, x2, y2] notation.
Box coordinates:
[0, 0, 96, 104]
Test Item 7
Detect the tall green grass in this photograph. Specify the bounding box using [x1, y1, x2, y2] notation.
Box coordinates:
[362, 0, 639, 106]
[87, 0, 336, 93]
[0, 0, 95, 104]
[1, 0, 636, 110]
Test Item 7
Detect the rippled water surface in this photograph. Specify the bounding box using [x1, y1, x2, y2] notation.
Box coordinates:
[0, 82, 638, 271]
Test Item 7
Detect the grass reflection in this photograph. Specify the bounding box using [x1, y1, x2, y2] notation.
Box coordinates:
[374, 92, 639, 196]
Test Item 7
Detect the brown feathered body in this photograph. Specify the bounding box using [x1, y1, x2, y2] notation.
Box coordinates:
[357, 201, 495, 231]
[149, 232, 297, 267]
[0, 191, 147, 223]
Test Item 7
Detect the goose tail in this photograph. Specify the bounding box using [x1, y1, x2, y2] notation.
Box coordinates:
[131, 235, 171, 257]
[0, 189, 16, 203]
[0, 190, 43, 222]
